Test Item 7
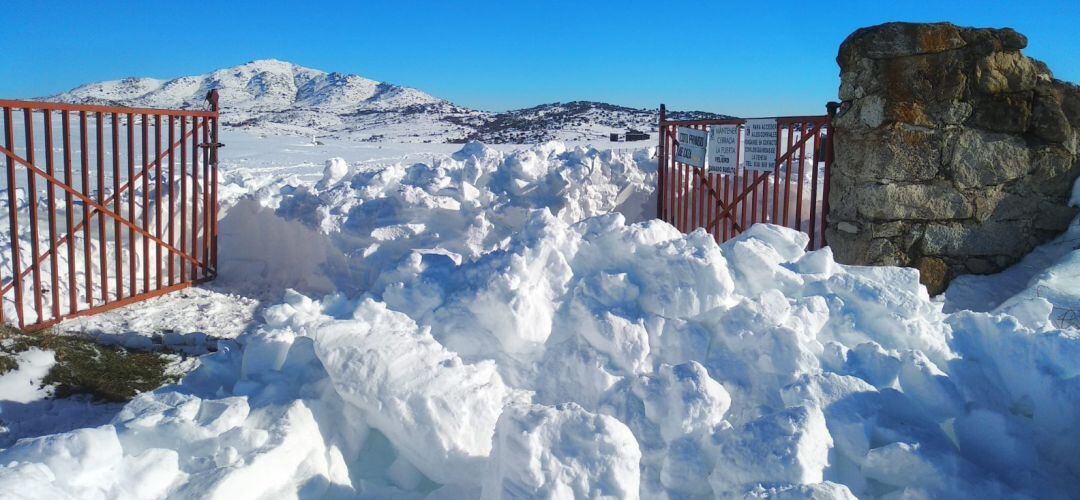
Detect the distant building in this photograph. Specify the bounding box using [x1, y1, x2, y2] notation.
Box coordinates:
[610, 133, 621, 142]
[625, 130, 650, 141]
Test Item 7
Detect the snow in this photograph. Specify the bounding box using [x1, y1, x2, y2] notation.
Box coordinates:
[0, 134, 1078, 499]
[484, 403, 641, 499]
[0, 349, 54, 405]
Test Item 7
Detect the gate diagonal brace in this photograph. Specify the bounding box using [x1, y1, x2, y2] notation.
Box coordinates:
[689, 167, 744, 233]
[704, 123, 822, 235]
[0, 145, 202, 269]
[0, 126, 202, 296]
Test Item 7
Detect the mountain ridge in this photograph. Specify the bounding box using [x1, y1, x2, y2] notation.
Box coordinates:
[48, 59, 732, 143]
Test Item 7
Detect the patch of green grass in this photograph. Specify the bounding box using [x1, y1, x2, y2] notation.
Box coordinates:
[0, 353, 19, 375]
[0, 324, 178, 402]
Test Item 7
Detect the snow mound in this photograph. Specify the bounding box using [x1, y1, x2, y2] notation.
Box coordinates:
[214, 141, 657, 298]
[1, 143, 1078, 499]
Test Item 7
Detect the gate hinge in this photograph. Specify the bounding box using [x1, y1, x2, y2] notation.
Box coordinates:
[198, 142, 226, 149]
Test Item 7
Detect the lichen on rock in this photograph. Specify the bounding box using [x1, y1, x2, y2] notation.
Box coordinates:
[828, 22, 1080, 292]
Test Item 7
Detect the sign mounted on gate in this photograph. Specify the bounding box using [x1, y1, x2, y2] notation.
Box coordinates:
[743, 119, 778, 172]
[707, 125, 739, 175]
[674, 127, 707, 168]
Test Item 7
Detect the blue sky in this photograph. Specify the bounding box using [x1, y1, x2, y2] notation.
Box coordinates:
[4, 1, 1078, 116]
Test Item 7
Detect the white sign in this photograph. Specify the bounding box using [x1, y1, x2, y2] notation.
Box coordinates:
[674, 127, 707, 168]
[707, 125, 740, 175]
[743, 119, 778, 172]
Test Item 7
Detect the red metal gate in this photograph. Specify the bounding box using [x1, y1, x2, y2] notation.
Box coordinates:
[656, 104, 835, 250]
[0, 91, 222, 330]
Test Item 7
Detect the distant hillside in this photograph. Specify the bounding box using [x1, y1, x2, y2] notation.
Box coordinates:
[49, 60, 732, 143]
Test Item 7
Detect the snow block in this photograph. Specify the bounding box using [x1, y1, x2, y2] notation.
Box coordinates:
[482, 403, 641, 500]
[709, 406, 833, 495]
[311, 299, 530, 485]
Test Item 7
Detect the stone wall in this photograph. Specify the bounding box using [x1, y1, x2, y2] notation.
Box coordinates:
[827, 22, 1080, 294]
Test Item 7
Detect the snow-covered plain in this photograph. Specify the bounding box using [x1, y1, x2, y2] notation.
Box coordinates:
[0, 129, 1078, 499]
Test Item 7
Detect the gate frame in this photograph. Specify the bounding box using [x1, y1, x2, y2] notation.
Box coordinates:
[656, 103, 837, 250]
[0, 92, 222, 331]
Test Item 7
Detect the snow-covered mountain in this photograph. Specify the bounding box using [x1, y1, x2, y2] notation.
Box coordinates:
[48, 60, 730, 143]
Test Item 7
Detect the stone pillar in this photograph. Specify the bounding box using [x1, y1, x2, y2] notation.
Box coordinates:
[827, 22, 1080, 294]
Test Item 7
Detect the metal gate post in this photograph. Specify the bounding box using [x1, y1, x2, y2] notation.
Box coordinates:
[823, 102, 839, 250]
[656, 104, 666, 221]
[206, 90, 221, 275]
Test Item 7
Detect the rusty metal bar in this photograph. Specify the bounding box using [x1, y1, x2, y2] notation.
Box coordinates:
[155, 115, 163, 289]
[3, 107, 23, 327]
[112, 113, 123, 300]
[96, 112, 108, 303]
[201, 116, 211, 276]
[190, 117, 200, 280]
[808, 125, 822, 250]
[23, 109, 43, 324]
[209, 111, 220, 275]
[822, 108, 836, 250]
[61, 111, 76, 315]
[167, 116, 175, 285]
[43, 110, 60, 319]
[0, 99, 218, 118]
[0, 144, 202, 267]
[2, 98, 222, 329]
[657, 105, 666, 221]
[795, 121, 807, 233]
[179, 118, 188, 283]
[707, 129, 821, 234]
[666, 125, 675, 227]
[771, 123, 781, 224]
[0, 123, 199, 297]
[80, 112, 93, 307]
[679, 154, 687, 233]
[127, 113, 136, 297]
[142, 114, 150, 294]
[20, 277, 212, 332]
[782, 123, 794, 227]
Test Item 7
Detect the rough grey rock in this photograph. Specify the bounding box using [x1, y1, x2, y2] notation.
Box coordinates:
[829, 22, 1080, 293]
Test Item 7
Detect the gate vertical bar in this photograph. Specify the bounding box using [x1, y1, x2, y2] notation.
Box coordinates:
[739, 147, 748, 233]
[667, 126, 676, 227]
[782, 123, 794, 227]
[720, 161, 727, 241]
[167, 116, 175, 285]
[141, 114, 150, 293]
[190, 118, 200, 280]
[126, 113, 136, 296]
[3, 107, 23, 327]
[201, 117, 211, 276]
[80, 112, 93, 307]
[695, 125, 704, 231]
[61, 111, 76, 315]
[657, 105, 666, 221]
[179, 118, 188, 283]
[112, 113, 124, 300]
[96, 112, 108, 303]
[678, 143, 686, 232]
[154, 115, 162, 288]
[43, 110, 60, 319]
[822, 104, 838, 250]
[23, 109, 43, 324]
[209, 91, 220, 274]
[795, 121, 807, 233]
[807, 122, 822, 250]
[771, 122, 781, 224]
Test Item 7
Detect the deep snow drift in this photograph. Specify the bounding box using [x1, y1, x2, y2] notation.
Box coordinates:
[0, 141, 1078, 499]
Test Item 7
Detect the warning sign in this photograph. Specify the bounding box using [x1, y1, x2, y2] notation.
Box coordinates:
[743, 119, 777, 172]
[706, 125, 739, 175]
[674, 127, 707, 168]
